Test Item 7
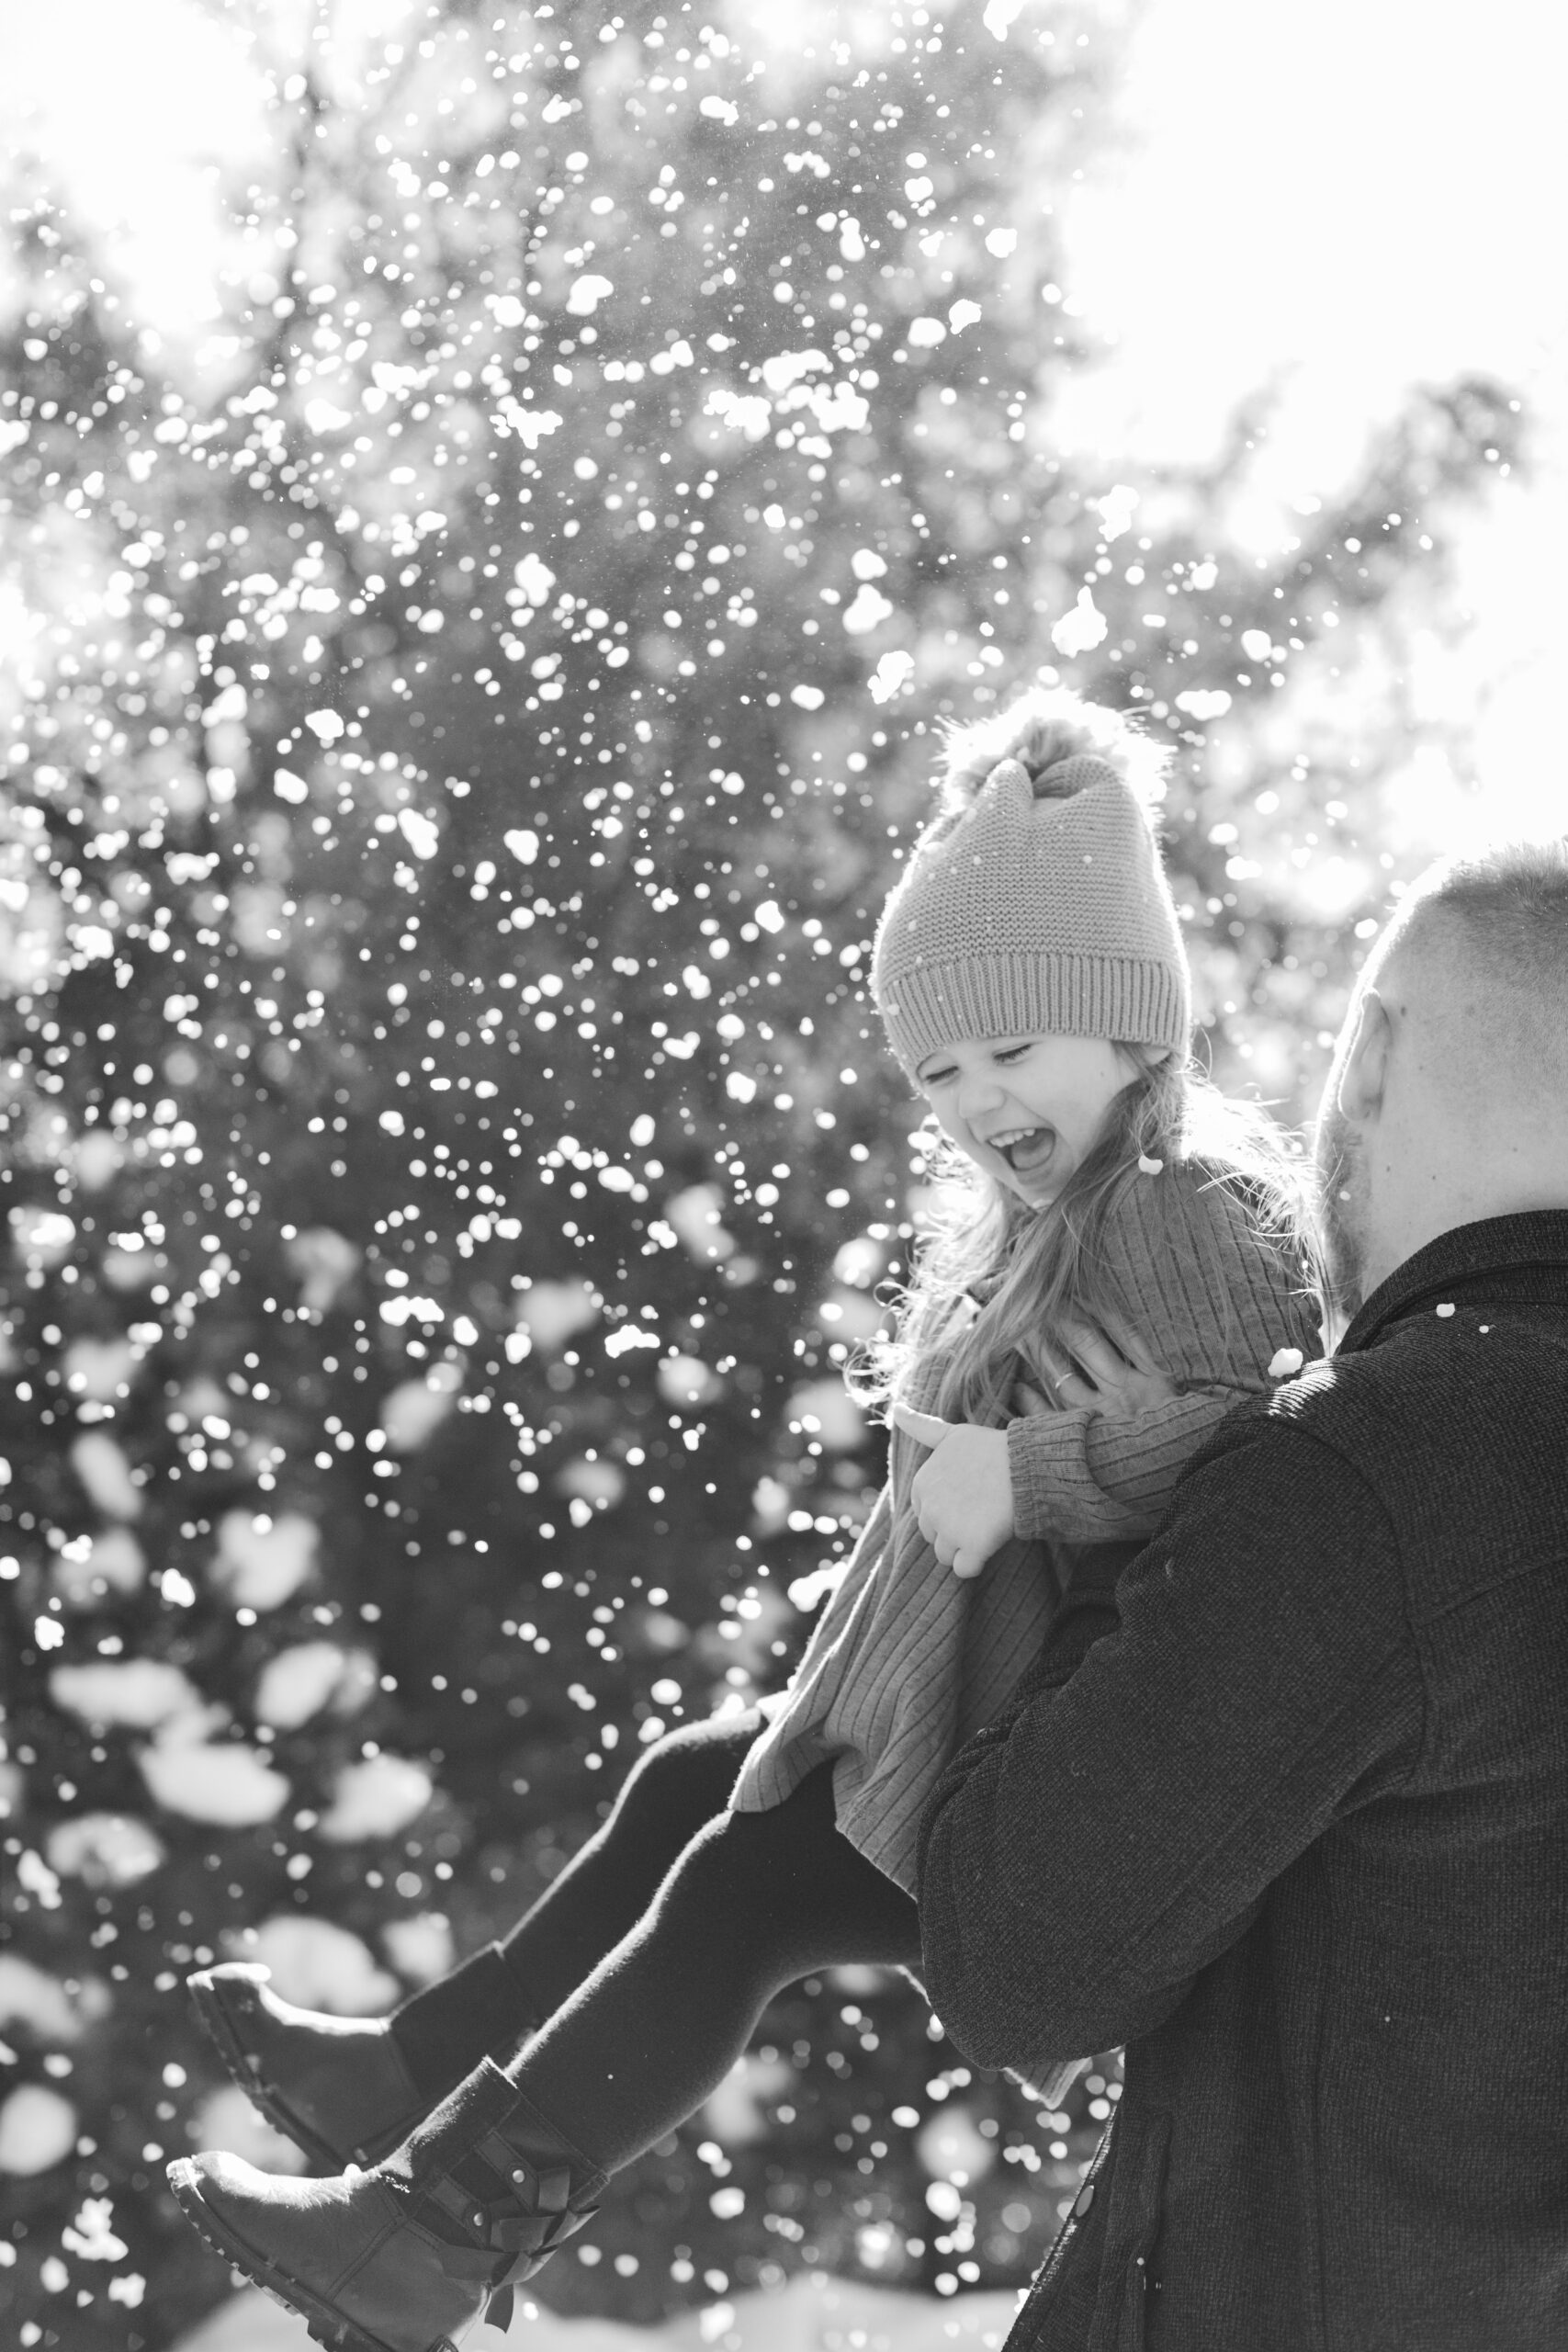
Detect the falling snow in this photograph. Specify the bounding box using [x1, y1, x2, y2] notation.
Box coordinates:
[0, 0, 1525, 2343]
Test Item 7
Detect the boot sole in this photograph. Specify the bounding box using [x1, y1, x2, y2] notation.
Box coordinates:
[166, 2161, 465, 2352]
[187, 1972, 351, 2175]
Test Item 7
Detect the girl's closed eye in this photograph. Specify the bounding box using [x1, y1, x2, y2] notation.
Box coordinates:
[918, 1042, 1031, 1090]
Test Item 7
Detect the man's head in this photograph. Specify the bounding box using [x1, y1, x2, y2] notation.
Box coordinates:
[1314, 836, 1568, 1327]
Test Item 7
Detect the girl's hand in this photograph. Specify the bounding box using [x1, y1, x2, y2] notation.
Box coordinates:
[889, 1407, 1013, 1579]
[1034, 1319, 1180, 1419]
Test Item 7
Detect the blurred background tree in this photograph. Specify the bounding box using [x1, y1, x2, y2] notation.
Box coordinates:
[0, 2, 1521, 2346]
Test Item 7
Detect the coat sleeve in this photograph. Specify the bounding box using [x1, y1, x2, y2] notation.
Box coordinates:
[917, 1407, 1425, 2078]
[1008, 1160, 1325, 1544]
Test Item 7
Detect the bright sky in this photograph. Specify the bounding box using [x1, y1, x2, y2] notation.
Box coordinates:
[0, 2, 265, 336]
[3, 0, 1564, 840]
[1057, 0, 1568, 845]
[1065, 0, 1568, 463]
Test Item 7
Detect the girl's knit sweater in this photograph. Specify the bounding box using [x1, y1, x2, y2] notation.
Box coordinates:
[730, 1155, 1323, 1894]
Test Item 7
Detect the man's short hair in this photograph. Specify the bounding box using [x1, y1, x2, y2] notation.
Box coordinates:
[1404, 836, 1568, 975]
[1387, 836, 1568, 1076]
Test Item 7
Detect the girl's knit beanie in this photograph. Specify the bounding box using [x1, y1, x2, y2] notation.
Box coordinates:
[872, 685, 1192, 1076]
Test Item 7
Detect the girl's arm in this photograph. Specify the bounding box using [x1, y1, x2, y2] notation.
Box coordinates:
[902, 1163, 1323, 1566]
[1008, 1160, 1322, 1544]
[1008, 1384, 1261, 1543]
[895, 1328, 1181, 1573]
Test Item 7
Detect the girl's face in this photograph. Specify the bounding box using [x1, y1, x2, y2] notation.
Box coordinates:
[915, 1032, 1138, 1207]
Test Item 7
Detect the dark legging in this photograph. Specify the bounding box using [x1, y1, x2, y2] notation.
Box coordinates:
[396, 1710, 920, 2177]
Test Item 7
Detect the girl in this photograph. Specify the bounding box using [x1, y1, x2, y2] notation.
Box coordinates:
[169, 687, 1321, 2352]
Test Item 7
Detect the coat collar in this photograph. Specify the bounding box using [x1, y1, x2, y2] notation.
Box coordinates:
[1338, 1210, 1568, 1356]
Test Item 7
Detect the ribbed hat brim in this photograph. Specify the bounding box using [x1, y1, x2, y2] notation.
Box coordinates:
[880, 950, 1190, 1072]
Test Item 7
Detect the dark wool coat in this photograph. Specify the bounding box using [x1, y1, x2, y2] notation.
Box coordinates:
[918, 1211, 1568, 2352]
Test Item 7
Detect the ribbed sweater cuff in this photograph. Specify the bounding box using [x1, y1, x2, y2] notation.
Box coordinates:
[1008, 1414, 1067, 1544]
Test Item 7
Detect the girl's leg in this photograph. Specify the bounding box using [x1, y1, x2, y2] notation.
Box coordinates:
[392, 1708, 764, 2090]
[170, 1759, 919, 2352]
[499, 1756, 920, 2174]
[188, 1710, 769, 2169]
[498, 1706, 766, 2017]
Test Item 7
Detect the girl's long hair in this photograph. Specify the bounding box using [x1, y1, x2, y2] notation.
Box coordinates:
[857, 1047, 1319, 1427]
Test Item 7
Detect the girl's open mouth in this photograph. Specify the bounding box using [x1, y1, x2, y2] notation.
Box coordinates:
[995, 1126, 1056, 1176]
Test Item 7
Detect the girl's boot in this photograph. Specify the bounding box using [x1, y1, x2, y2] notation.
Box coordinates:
[186, 1940, 534, 2171]
[168, 2054, 604, 2352]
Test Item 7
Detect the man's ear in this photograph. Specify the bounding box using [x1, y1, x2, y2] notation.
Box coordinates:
[1337, 988, 1393, 1125]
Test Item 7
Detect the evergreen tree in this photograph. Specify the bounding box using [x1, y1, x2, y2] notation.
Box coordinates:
[0, 4, 1517, 2344]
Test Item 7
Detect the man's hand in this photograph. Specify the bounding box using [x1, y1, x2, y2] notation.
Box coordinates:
[889, 1407, 1013, 1579]
[1013, 1319, 1180, 1421]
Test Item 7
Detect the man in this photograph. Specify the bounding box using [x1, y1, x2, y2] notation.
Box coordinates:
[914, 841, 1568, 2349]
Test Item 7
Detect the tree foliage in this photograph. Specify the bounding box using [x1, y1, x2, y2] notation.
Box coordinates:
[0, 3, 1519, 2344]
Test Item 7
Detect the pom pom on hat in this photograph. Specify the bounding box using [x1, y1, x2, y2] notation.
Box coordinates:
[872, 684, 1191, 1075]
[936, 682, 1170, 815]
